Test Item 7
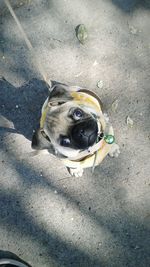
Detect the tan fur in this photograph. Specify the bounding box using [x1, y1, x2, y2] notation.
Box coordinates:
[32, 83, 120, 176]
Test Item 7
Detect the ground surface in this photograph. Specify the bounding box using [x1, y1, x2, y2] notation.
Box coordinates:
[0, 0, 150, 266]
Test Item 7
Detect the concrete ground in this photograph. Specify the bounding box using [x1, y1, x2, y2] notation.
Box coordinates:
[0, 0, 150, 266]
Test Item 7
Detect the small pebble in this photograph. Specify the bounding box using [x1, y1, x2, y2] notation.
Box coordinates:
[54, 190, 58, 194]
[134, 245, 140, 250]
[126, 116, 134, 127]
[75, 71, 83, 77]
[129, 26, 138, 35]
[16, 105, 19, 109]
[93, 60, 98, 66]
[111, 99, 119, 112]
[97, 80, 103, 89]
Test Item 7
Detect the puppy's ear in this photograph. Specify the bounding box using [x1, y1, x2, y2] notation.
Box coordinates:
[48, 84, 73, 106]
[32, 129, 51, 150]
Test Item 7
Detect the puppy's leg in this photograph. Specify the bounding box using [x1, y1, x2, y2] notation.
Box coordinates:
[68, 167, 84, 177]
[109, 143, 120, 158]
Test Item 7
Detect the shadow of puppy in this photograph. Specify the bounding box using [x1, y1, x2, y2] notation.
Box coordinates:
[112, 0, 150, 11]
[0, 77, 49, 140]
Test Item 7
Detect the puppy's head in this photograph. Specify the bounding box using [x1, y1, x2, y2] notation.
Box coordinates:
[32, 84, 100, 157]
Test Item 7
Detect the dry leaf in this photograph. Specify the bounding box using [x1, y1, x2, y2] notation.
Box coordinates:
[75, 24, 88, 44]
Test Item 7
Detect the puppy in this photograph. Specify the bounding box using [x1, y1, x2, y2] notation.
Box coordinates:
[32, 83, 120, 176]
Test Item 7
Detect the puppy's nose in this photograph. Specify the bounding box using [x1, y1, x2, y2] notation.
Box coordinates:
[71, 119, 98, 149]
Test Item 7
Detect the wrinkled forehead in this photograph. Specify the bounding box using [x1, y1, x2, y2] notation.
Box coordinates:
[48, 101, 99, 117]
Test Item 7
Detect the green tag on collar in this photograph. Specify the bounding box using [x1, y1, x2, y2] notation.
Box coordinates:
[104, 135, 115, 144]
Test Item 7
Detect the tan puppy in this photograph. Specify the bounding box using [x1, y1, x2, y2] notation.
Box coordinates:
[32, 83, 120, 176]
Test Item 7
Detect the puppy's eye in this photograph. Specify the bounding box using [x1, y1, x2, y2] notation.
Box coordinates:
[73, 109, 83, 120]
[60, 136, 71, 147]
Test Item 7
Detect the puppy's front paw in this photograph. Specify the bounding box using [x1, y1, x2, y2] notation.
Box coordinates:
[68, 168, 84, 177]
[109, 143, 120, 158]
